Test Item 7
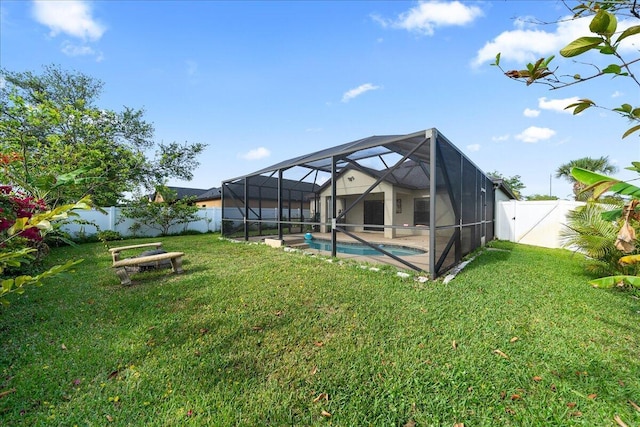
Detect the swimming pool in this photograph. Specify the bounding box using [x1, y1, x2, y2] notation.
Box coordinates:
[304, 238, 426, 257]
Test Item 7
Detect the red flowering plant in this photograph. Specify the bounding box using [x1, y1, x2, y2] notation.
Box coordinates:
[0, 152, 92, 304]
[0, 185, 48, 243]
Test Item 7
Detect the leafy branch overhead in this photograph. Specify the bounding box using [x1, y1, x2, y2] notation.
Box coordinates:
[492, 2, 640, 138]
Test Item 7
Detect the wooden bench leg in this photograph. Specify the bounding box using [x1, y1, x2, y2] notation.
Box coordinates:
[114, 267, 132, 286]
[170, 256, 184, 274]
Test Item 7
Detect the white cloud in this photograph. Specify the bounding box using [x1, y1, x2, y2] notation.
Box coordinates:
[466, 144, 481, 152]
[492, 134, 509, 142]
[612, 90, 623, 98]
[472, 14, 637, 68]
[374, 1, 483, 36]
[61, 40, 93, 56]
[538, 96, 580, 113]
[32, 0, 105, 41]
[60, 40, 104, 61]
[341, 83, 380, 103]
[515, 126, 556, 143]
[240, 147, 271, 161]
[523, 108, 540, 118]
[472, 28, 567, 68]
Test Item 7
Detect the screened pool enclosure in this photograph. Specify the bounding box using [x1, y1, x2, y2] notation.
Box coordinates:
[222, 128, 502, 279]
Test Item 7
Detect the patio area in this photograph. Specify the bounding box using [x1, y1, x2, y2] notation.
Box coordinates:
[248, 231, 432, 272]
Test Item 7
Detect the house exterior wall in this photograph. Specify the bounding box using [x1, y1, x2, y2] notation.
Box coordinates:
[318, 170, 456, 239]
[393, 190, 414, 231]
[495, 188, 513, 203]
[197, 199, 222, 208]
[334, 170, 386, 196]
[318, 170, 393, 235]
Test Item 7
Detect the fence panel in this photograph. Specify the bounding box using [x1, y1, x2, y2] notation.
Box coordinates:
[495, 200, 584, 249]
[60, 207, 222, 238]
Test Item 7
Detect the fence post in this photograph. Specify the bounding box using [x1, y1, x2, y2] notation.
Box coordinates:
[109, 206, 117, 232]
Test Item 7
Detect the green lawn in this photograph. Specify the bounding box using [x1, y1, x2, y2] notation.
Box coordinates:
[1, 235, 638, 426]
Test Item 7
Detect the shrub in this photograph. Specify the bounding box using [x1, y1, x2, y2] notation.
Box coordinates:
[560, 201, 639, 277]
[121, 186, 200, 236]
[97, 230, 123, 241]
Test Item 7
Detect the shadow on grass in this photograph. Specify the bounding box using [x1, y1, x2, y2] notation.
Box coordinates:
[550, 358, 640, 409]
[442, 244, 513, 278]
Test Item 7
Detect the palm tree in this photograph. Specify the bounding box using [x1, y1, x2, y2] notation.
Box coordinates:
[555, 156, 618, 200]
[560, 200, 639, 277]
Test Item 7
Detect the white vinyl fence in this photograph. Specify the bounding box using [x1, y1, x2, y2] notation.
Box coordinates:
[60, 207, 311, 238]
[495, 200, 585, 249]
[60, 207, 222, 238]
[63, 202, 582, 247]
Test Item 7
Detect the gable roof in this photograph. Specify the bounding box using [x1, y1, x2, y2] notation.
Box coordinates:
[160, 186, 209, 200]
[491, 179, 518, 200]
[195, 187, 221, 201]
[223, 176, 319, 202]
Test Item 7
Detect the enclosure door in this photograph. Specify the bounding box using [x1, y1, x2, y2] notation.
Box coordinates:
[364, 200, 384, 231]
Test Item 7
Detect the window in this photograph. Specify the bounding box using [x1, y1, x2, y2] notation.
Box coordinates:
[414, 198, 429, 226]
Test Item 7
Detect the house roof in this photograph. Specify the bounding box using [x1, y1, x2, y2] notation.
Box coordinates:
[491, 179, 518, 200]
[163, 186, 210, 200]
[195, 187, 221, 201]
[223, 176, 320, 201]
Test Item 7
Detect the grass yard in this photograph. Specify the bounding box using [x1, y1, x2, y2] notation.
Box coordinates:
[1, 234, 639, 426]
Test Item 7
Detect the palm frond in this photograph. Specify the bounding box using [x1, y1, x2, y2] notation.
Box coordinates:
[560, 201, 637, 275]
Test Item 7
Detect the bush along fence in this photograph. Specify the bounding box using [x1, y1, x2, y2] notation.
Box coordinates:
[60, 206, 222, 239]
[58, 207, 306, 239]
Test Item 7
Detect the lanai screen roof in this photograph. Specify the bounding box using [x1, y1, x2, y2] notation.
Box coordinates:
[222, 128, 498, 279]
[224, 131, 430, 182]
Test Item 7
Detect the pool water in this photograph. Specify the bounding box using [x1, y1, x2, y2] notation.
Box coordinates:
[304, 238, 425, 257]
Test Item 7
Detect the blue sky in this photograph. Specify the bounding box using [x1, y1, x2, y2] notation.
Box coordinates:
[1, 0, 639, 199]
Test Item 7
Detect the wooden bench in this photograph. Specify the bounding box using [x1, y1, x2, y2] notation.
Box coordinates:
[108, 242, 163, 263]
[112, 251, 185, 286]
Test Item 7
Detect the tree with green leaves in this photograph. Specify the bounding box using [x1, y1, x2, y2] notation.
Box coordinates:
[556, 156, 618, 200]
[121, 186, 201, 236]
[487, 171, 525, 199]
[525, 194, 559, 201]
[0, 65, 206, 207]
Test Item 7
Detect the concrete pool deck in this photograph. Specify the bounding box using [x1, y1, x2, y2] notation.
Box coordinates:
[246, 231, 431, 273]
